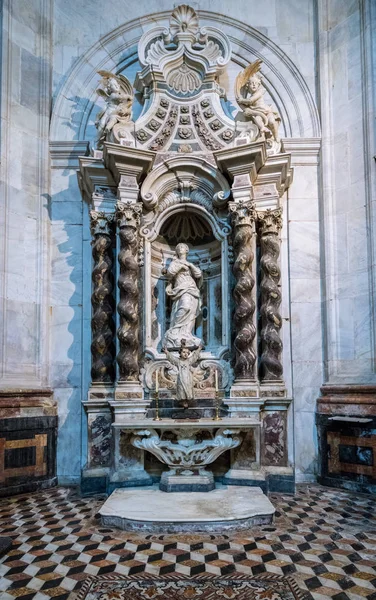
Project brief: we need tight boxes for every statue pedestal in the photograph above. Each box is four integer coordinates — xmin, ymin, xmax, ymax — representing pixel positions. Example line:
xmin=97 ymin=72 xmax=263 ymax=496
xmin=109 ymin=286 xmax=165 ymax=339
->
xmin=99 ymin=485 xmax=275 ymax=532
xmin=160 ymin=469 xmax=214 ymax=492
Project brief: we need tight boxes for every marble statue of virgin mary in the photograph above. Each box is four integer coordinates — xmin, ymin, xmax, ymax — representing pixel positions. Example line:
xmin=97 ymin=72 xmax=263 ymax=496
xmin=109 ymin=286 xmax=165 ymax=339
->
xmin=162 ymin=243 xmax=203 ymax=349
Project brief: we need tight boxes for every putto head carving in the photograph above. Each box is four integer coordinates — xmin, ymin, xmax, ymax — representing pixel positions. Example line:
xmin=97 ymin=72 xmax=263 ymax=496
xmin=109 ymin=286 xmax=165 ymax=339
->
xmin=136 ymin=4 xmax=231 ymax=97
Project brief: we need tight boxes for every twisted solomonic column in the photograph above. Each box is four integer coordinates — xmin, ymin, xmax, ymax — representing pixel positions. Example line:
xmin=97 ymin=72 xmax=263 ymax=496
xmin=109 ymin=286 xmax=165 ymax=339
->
xmin=116 ymin=201 xmax=142 ymax=382
xmin=90 ymin=211 xmax=116 ymax=383
xmin=229 ymin=201 xmax=257 ymax=380
xmin=258 ymin=208 xmax=283 ymax=381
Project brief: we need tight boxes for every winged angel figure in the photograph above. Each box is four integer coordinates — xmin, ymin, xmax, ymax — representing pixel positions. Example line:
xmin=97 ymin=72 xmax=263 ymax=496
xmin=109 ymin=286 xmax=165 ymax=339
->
xmin=235 ymin=59 xmax=280 ymax=143
xmin=95 ymin=70 xmax=133 ymax=149
xmin=162 ymin=341 xmax=204 ymax=408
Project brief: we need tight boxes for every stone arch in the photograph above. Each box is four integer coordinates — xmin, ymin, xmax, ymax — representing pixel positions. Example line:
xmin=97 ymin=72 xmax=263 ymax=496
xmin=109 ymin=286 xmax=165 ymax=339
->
xmin=50 ymin=9 xmax=320 ymax=143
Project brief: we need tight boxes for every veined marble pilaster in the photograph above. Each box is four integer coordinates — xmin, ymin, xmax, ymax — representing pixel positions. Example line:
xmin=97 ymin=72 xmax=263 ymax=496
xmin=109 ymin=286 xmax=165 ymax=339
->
xmin=229 ymin=201 xmax=257 ymax=380
xmin=115 ymin=202 xmax=142 ymax=383
xmin=258 ymin=209 xmax=283 ymax=381
xmin=90 ymin=211 xmax=116 ymax=383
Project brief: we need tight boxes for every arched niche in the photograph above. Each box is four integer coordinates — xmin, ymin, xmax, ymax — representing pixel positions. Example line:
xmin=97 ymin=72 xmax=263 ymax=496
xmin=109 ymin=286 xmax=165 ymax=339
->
xmin=50 ymin=10 xmax=320 ymax=145
xmin=142 ymin=202 xmax=231 ymax=361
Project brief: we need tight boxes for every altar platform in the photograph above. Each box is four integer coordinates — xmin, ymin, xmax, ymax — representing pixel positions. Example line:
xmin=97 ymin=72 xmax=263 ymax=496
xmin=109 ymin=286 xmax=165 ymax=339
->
xmin=99 ymin=485 xmax=275 ymax=532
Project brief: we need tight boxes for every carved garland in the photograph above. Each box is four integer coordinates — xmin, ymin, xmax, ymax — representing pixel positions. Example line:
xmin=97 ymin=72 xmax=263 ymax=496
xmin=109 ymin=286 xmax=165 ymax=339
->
xmin=116 ymin=201 xmax=143 ymax=382
xmin=229 ymin=201 xmax=257 ymax=380
xmin=90 ymin=212 xmax=116 ymax=383
xmin=258 ymin=209 xmax=283 ymax=381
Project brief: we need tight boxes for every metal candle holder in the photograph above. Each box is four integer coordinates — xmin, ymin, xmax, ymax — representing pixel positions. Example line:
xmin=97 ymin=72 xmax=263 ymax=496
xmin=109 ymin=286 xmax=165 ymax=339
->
xmin=154 ymin=389 xmax=161 ymax=421
xmin=213 ymin=390 xmax=222 ymax=421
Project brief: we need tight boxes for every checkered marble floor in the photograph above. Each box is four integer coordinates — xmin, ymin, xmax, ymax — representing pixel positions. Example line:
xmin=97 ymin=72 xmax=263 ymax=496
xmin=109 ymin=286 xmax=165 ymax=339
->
xmin=0 ymin=484 xmax=375 ymax=600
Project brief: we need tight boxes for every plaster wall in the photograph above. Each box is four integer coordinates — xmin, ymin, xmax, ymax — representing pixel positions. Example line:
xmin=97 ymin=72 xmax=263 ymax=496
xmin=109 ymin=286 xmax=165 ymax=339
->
xmin=1 ymin=0 xmax=375 ymax=486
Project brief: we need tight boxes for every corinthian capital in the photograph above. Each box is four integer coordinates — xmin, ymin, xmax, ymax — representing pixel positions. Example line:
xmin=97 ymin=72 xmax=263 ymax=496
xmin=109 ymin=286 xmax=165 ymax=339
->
xmin=258 ymin=208 xmax=283 ymax=235
xmin=90 ymin=211 xmax=114 ymax=236
xmin=115 ymin=201 xmax=142 ymax=228
xmin=229 ymin=200 xmax=257 ymax=228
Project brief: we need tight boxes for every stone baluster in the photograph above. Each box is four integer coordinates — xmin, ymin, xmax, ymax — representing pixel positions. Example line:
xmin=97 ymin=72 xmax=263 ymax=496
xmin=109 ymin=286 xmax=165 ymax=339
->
xmin=90 ymin=211 xmax=116 ymax=383
xmin=258 ymin=208 xmax=283 ymax=381
xmin=229 ymin=201 xmax=257 ymax=379
xmin=115 ymin=201 xmax=142 ymax=382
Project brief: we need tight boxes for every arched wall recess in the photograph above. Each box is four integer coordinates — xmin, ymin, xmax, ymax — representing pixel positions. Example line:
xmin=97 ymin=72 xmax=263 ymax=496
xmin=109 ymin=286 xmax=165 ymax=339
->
xmin=50 ymin=10 xmax=320 ymax=143
xmin=72 ymin=3 xmax=319 ymax=499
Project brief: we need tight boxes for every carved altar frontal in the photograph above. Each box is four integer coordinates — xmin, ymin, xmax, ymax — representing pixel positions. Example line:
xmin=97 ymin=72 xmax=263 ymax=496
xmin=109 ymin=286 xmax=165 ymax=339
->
xmin=78 ymin=5 xmax=294 ymax=507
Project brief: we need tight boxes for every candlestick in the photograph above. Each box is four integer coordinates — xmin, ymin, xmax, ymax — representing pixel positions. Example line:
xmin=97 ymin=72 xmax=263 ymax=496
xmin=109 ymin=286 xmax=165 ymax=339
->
xmin=154 ymin=388 xmax=161 ymax=421
xmin=213 ymin=389 xmax=222 ymax=421
xmin=153 ymin=369 xmax=161 ymax=421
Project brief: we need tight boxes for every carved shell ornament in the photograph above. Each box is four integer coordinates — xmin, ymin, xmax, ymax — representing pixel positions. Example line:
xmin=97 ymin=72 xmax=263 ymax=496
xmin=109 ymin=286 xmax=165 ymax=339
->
xmin=167 ymin=63 xmax=201 ymax=95
xmin=169 ymin=4 xmax=199 ymax=37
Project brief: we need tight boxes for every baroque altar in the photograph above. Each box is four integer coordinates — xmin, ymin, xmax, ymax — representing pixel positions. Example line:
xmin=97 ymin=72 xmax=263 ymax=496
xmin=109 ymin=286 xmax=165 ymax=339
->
xmin=78 ymin=5 xmax=294 ymax=517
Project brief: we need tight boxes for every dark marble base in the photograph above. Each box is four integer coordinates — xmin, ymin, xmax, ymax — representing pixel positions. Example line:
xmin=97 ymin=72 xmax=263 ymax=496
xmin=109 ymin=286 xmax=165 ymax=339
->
xmin=318 ymin=475 xmax=376 ymax=495
xmin=160 ymin=470 xmax=215 ymax=492
xmin=0 ymin=476 xmax=57 ymax=498
xmin=0 ymin=537 xmax=12 ymax=558
xmin=81 ymin=475 xmax=108 ymax=496
xmin=316 ymin=387 xmax=376 ymax=494
xmin=222 ymin=477 xmax=267 ymax=493
xmin=160 ymin=480 xmax=215 ymax=492
xmin=107 ymin=476 xmax=154 ymax=494
xmin=101 ymin=513 xmax=274 ymax=532
xmin=222 ymin=474 xmax=295 ymax=494
xmin=0 ymin=409 xmax=57 ymax=497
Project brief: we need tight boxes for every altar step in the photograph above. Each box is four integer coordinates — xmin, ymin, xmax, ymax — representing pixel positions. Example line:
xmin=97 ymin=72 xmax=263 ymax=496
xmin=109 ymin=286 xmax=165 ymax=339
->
xmin=99 ymin=485 xmax=275 ymax=532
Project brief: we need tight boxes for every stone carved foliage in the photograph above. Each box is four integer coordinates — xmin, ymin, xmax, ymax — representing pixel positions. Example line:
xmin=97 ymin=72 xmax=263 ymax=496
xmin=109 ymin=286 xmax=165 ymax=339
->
xmin=90 ymin=211 xmax=115 ymax=383
xmin=138 ymin=5 xmax=231 ymax=97
xmin=258 ymin=209 xmax=283 ymax=381
xmin=141 ymin=358 xmax=232 ymax=393
xmin=235 ymin=59 xmax=281 ymax=151
xmin=116 ymin=202 xmax=142 ymax=382
xmin=132 ymin=427 xmax=241 ymax=472
xmin=229 ymin=201 xmax=257 ymax=380
xmin=95 ymin=71 xmax=133 ymax=149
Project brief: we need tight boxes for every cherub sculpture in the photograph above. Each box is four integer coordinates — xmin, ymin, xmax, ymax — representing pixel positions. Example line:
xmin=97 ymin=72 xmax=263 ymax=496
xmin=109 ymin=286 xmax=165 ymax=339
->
xmin=95 ymin=70 xmax=133 ymax=148
xmin=162 ymin=340 xmax=203 ymax=408
xmin=235 ymin=59 xmax=281 ymax=143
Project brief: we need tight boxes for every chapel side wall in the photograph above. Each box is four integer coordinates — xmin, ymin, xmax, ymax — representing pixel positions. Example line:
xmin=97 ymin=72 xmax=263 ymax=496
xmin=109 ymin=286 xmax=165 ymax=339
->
xmin=318 ymin=0 xmax=376 ymax=385
xmin=284 ymin=144 xmax=323 ymax=483
xmin=0 ymin=1 xmax=60 ymax=495
xmin=49 ymin=164 xmax=89 ymax=485
xmin=0 ymin=0 xmax=52 ymax=388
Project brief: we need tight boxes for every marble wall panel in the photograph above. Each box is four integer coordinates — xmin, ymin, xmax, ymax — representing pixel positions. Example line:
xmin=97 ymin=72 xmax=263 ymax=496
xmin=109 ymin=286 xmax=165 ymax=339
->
xmin=55 ymin=387 xmax=82 ymax=485
xmin=88 ymin=413 xmax=112 ymax=469
xmin=294 ymin=410 xmax=318 ymax=482
xmin=318 ymin=0 xmax=376 ymax=385
xmin=261 ymin=412 xmax=287 ymax=467
xmin=0 ymin=0 xmax=51 ymax=389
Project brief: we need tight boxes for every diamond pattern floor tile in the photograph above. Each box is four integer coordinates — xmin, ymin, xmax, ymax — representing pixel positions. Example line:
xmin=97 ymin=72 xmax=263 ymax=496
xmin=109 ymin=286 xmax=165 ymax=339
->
xmin=0 ymin=485 xmax=376 ymax=599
